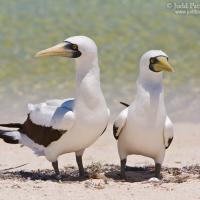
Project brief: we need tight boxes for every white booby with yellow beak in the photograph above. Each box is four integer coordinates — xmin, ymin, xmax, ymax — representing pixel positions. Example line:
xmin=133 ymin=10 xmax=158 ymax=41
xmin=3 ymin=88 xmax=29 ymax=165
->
xmin=113 ymin=50 xmax=174 ymax=180
xmin=0 ymin=36 xmax=109 ymax=178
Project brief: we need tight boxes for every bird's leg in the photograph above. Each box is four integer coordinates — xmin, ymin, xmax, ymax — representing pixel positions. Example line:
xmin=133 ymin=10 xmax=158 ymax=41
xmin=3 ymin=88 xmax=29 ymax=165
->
xmin=120 ymin=158 xmax=127 ymax=180
xmin=155 ymin=163 xmax=161 ymax=179
xmin=75 ymin=150 xmax=85 ymax=177
xmin=52 ymin=160 xmax=61 ymax=180
xmin=76 ymin=155 xmax=85 ymax=177
xmin=52 ymin=160 xmax=60 ymax=174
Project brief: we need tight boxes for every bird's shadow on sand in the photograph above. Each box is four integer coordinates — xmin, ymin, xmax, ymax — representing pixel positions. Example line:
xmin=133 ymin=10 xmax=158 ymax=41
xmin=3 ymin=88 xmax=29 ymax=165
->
xmin=0 ymin=163 xmax=199 ymax=183
xmin=105 ymin=165 xmax=155 ymax=182
xmin=105 ymin=164 xmax=200 ymax=183
xmin=0 ymin=166 xmax=87 ymax=182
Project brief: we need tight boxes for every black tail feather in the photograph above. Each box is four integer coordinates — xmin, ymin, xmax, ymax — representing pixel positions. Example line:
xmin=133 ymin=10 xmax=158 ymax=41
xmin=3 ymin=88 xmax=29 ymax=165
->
xmin=120 ymin=102 xmax=129 ymax=107
xmin=0 ymin=130 xmax=19 ymax=144
xmin=0 ymin=123 xmax=22 ymax=129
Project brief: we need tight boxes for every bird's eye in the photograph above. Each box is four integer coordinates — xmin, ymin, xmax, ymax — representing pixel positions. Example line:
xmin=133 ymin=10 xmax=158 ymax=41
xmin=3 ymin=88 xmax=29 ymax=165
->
xmin=150 ymin=57 xmax=157 ymax=64
xmin=72 ymin=44 xmax=78 ymax=50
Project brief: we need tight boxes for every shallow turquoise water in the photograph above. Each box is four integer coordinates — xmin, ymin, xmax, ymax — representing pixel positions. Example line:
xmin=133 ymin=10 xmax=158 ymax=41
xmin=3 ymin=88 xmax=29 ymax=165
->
xmin=0 ymin=0 xmax=199 ymax=122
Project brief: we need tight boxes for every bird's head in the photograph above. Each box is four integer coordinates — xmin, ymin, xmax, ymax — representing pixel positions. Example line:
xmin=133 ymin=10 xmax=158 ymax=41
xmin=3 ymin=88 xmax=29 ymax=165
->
xmin=138 ymin=50 xmax=174 ymax=84
xmin=35 ymin=36 xmax=97 ymax=59
xmin=140 ymin=50 xmax=174 ymax=74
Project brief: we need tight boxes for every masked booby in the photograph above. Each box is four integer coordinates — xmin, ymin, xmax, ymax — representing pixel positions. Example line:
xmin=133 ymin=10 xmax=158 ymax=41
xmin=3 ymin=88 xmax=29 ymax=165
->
xmin=0 ymin=36 xmax=110 ymax=179
xmin=113 ymin=50 xmax=174 ymax=180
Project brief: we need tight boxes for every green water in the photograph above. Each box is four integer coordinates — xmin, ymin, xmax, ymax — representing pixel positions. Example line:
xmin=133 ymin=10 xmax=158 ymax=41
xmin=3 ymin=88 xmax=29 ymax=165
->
xmin=0 ymin=0 xmax=199 ymax=121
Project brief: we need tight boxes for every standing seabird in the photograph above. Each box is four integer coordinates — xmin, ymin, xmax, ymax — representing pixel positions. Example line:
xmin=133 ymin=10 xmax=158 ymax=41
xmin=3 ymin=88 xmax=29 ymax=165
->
xmin=0 ymin=36 xmax=110 ymax=178
xmin=113 ymin=50 xmax=174 ymax=180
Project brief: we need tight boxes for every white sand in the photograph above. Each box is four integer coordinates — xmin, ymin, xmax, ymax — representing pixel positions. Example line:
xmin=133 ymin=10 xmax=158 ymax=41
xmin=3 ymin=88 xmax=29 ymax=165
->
xmin=0 ymin=123 xmax=200 ymax=200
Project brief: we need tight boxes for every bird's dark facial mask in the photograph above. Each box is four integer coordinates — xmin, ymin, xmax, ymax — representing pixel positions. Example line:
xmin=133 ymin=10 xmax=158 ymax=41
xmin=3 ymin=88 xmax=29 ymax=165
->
xmin=35 ymin=41 xmax=82 ymax=58
xmin=149 ymin=56 xmax=174 ymax=73
xmin=64 ymin=41 xmax=82 ymax=58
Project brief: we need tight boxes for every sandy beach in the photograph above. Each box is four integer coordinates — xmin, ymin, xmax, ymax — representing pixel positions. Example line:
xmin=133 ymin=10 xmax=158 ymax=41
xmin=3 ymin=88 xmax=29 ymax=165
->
xmin=0 ymin=122 xmax=199 ymax=200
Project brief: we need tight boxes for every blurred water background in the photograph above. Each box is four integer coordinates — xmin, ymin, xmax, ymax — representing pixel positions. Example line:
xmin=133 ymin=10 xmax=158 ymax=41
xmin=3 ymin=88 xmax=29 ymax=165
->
xmin=0 ymin=0 xmax=199 ymax=122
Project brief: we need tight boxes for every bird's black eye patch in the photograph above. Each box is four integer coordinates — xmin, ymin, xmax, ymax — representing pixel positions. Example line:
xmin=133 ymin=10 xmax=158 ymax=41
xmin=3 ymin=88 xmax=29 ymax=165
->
xmin=149 ymin=57 xmax=160 ymax=72
xmin=150 ymin=57 xmax=158 ymax=64
xmin=64 ymin=41 xmax=79 ymax=51
xmin=64 ymin=41 xmax=72 ymax=49
xmin=64 ymin=41 xmax=81 ymax=58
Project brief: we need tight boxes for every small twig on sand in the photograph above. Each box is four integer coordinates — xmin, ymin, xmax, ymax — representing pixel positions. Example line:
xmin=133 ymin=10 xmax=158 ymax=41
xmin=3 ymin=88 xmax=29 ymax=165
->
xmin=0 ymin=163 xmax=29 ymax=172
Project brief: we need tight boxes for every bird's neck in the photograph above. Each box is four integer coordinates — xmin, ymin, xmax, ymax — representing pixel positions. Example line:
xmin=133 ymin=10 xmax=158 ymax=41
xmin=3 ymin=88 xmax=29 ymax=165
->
xmin=136 ymin=73 xmax=164 ymax=103
xmin=74 ymin=55 xmax=105 ymax=109
xmin=75 ymin=55 xmax=100 ymax=86
xmin=134 ymin=74 xmax=166 ymax=120
xmin=137 ymin=70 xmax=164 ymax=91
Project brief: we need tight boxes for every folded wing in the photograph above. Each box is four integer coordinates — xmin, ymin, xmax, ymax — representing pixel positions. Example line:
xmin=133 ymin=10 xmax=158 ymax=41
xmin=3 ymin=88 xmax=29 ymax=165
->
xmin=28 ymin=98 xmax=75 ymax=131
xmin=113 ymin=108 xmax=128 ymax=140
xmin=163 ymin=116 xmax=174 ymax=149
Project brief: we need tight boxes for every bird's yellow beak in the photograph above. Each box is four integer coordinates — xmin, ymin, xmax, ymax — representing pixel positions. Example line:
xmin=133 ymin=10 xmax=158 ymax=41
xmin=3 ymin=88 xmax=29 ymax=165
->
xmin=35 ymin=42 xmax=74 ymax=58
xmin=154 ymin=57 xmax=175 ymax=72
